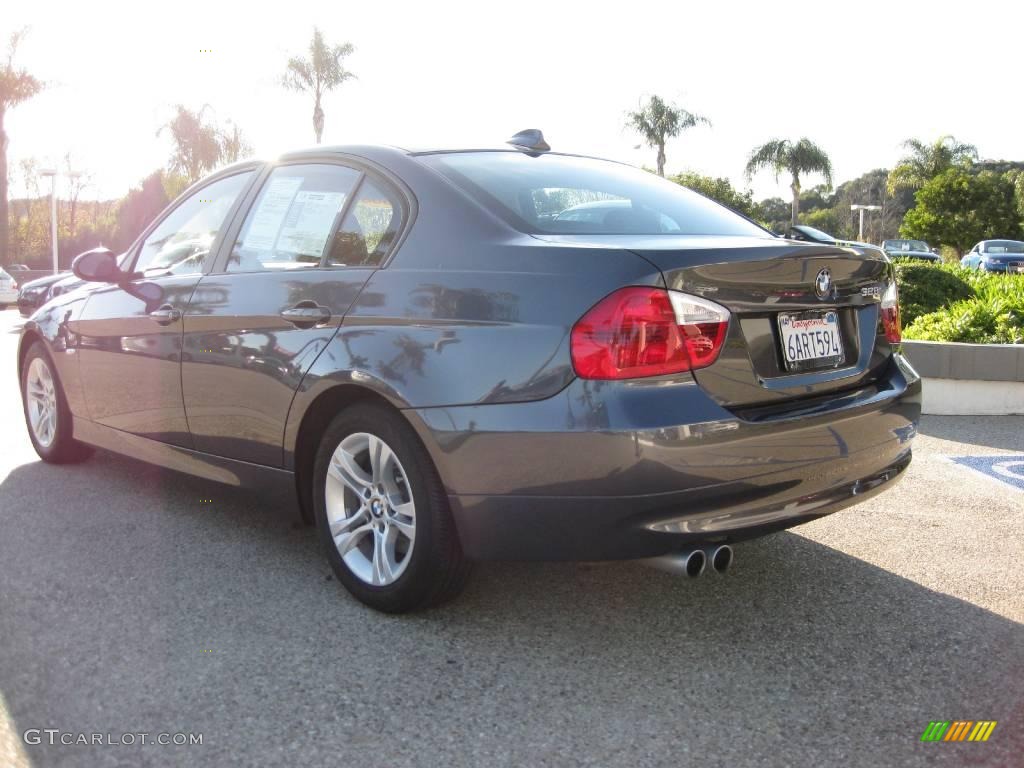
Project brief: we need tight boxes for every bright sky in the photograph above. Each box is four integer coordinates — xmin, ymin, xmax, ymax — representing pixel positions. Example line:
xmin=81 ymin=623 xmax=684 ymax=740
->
xmin=4 ymin=0 xmax=1022 ymax=202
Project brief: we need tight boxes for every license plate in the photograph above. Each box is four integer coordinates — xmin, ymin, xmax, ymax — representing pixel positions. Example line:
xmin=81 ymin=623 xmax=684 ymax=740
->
xmin=778 ymin=311 xmax=844 ymax=371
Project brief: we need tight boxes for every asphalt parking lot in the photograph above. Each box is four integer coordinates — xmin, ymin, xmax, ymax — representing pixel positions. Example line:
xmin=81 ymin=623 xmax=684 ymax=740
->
xmin=0 ymin=306 xmax=1021 ymax=768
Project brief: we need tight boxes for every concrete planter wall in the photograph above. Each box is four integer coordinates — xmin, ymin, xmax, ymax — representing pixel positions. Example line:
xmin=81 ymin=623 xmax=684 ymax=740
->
xmin=901 ymin=340 xmax=1024 ymax=415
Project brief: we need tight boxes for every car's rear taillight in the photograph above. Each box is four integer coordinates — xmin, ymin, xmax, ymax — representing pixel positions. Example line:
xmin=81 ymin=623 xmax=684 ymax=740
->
xmin=880 ymin=280 xmax=901 ymax=343
xmin=570 ymin=287 xmax=730 ymax=380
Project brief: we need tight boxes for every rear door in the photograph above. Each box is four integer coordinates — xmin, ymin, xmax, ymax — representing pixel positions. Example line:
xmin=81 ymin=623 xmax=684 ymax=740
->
xmin=181 ymin=159 xmax=408 ymax=466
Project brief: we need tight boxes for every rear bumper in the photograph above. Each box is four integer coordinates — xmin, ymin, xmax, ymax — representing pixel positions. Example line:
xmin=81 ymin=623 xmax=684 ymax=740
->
xmin=407 ymin=353 xmax=921 ymax=561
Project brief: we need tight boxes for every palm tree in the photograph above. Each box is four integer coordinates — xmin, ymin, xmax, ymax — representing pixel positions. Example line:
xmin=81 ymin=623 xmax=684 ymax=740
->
xmin=745 ymin=138 xmax=833 ymax=225
xmin=886 ymin=135 xmax=978 ymax=194
xmin=626 ymin=95 xmax=709 ymax=177
xmin=283 ymin=28 xmax=356 ymax=144
xmin=0 ymin=29 xmax=43 ymax=263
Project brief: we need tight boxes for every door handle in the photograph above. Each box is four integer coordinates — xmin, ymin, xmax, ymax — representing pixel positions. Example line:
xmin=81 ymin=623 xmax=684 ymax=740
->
xmin=149 ymin=305 xmax=182 ymax=325
xmin=280 ymin=303 xmax=332 ymax=328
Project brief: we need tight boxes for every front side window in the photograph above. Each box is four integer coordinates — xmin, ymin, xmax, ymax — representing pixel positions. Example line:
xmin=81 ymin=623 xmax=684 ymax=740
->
xmin=135 ymin=172 xmax=253 ymax=275
xmin=227 ymin=164 xmax=361 ymax=272
xmin=419 ymin=151 xmax=767 ymax=237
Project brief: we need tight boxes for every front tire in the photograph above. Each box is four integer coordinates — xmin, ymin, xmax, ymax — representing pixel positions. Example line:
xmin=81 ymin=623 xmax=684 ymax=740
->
xmin=313 ymin=404 xmax=470 ymax=613
xmin=21 ymin=342 xmax=93 ymax=464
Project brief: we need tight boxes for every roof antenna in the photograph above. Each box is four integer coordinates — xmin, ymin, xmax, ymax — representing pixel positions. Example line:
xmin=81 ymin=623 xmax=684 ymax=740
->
xmin=506 ymin=129 xmax=550 ymax=153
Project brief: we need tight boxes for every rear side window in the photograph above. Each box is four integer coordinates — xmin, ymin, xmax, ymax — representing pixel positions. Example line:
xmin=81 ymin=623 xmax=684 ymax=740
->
xmin=325 ymin=178 xmax=403 ymax=267
xmin=226 ymin=164 xmax=361 ymax=272
xmin=420 ymin=151 xmax=767 ymax=237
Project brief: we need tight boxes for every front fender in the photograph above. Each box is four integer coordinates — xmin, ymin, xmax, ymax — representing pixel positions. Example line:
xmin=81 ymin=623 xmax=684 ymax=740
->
xmin=17 ymin=290 xmax=92 ymax=418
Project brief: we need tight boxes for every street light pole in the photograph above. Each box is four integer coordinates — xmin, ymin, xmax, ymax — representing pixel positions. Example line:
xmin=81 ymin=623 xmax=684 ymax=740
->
xmin=850 ymin=204 xmax=882 ymax=241
xmin=39 ymin=168 xmax=58 ymax=274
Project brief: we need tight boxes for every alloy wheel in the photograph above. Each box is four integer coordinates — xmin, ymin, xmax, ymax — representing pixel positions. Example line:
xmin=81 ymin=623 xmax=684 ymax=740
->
xmin=26 ymin=357 xmax=58 ymax=448
xmin=324 ymin=432 xmax=416 ymax=586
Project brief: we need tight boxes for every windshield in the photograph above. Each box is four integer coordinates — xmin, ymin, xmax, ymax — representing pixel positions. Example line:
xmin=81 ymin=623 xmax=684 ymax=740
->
xmin=794 ymin=225 xmax=835 ymax=242
xmin=419 ymin=151 xmax=768 ymax=237
xmin=983 ymin=240 xmax=1024 ymax=254
xmin=884 ymin=240 xmax=930 ymax=252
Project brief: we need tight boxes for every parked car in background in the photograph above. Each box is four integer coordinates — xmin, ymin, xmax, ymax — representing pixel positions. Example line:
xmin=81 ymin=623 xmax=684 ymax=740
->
xmin=0 ymin=268 xmax=19 ymax=308
xmin=17 ymin=272 xmax=72 ymax=317
xmin=784 ymin=225 xmax=887 ymax=258
xmin=882 ymin=239 xmax=940 ymax=263
xmin=19 ymin=135 xmax=920 ymax=612
xmin=7 ymin=264 xmax=32 ymax=272
xmin=960 ymin=240 xmax=1024 ymax=272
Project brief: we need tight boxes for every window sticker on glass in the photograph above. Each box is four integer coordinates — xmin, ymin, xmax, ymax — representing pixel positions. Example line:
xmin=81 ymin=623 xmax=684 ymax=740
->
xmin=244 ymin=176 xmax=304 ymax=251
xmin=276 ymin=190 xmax=347 ymax=256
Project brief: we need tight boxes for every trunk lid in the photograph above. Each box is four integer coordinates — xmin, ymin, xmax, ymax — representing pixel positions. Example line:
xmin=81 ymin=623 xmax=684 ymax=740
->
xmin=538 ymin=234 xmax=895 ymax=409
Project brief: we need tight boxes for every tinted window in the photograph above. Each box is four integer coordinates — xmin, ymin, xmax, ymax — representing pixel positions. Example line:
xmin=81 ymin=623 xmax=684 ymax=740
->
xmin=983 ymin=241 xmax=1024 ymax=254
xmin=227 ymin=164 xmax=361 ymax=272
xmin=420 ymin=151 xmax=766 ymax=237
xmin=325 ymin=178 xmax=403 ymax=267
xmin=135 ymin=171 xmax=253 ymax=275
xmin=793 ymin=225 xmax=834 ymax=242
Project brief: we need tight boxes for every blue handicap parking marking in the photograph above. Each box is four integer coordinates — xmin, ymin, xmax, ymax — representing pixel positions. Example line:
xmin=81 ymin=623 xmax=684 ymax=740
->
xmin=950 ymin=455 xmax=1024 ymax=493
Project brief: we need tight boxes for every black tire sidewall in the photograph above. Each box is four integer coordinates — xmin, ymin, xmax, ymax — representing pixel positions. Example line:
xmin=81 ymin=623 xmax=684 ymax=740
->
xmin=312 ymin=405 xmax=452 ymax=612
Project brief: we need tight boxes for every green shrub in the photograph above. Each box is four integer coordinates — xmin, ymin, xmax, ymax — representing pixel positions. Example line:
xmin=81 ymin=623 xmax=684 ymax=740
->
xmin=903 ymin=296 xmax=1024 ymax=344
xmin=892 ymin=259 xmax=974 ymax=326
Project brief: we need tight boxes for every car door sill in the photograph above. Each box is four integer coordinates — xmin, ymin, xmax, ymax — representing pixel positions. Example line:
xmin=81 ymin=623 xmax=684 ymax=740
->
xmin=73 ymin=418 xmax=295 ymax=492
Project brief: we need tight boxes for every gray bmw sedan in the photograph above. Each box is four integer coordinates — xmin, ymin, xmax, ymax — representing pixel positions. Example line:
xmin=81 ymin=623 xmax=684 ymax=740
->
xmin=18 ymin=131 xmax=920 ymax=612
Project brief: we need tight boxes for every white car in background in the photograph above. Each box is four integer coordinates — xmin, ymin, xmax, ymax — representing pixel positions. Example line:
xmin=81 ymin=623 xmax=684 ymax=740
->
xmin=0 ymin=268 xmax=20 ymax=308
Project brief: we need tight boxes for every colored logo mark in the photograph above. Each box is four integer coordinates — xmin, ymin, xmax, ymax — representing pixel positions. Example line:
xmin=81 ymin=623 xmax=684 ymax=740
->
xmin=949 ymin=455 xmax=1024 ymax=492
xmin=920 ymin=721 xmax=997 ymax=742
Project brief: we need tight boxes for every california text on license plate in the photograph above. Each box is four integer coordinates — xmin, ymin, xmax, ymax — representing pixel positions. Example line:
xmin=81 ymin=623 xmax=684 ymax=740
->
xmin=778 ymin=311 xmax=844 ymax=370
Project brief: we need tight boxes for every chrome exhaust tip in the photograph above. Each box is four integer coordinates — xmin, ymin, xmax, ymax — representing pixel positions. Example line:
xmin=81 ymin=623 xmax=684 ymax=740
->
xmin=708 ymin=544 xmax=733 ymax=574
xmin=644 ymin=549 xmax=706 ymax=578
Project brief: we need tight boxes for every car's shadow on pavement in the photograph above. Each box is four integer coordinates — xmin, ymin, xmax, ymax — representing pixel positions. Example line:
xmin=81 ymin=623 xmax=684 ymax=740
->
xmin=1 ymin=450 xmax=1021 ymax=768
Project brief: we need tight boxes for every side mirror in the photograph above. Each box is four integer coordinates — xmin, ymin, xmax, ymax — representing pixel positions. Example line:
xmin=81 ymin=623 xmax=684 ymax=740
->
xmin=72 ymin=248 xmax=122 ymax=283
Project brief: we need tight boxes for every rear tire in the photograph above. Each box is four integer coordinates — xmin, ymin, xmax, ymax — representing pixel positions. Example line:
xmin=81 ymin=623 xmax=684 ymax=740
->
xmin=312 ymin=404 xmax=470 ymax=613
xmin=21 ymin=342 xmax=94 ymax=464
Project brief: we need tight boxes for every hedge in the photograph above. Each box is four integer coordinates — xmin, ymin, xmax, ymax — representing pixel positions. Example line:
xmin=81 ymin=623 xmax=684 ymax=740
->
xmin=891 ymin=258 xmax=1024 ymax=344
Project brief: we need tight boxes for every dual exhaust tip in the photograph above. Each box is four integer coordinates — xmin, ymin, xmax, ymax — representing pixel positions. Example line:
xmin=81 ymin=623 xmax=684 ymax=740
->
xmin=646 ymin=544 xmax=733 ymax=578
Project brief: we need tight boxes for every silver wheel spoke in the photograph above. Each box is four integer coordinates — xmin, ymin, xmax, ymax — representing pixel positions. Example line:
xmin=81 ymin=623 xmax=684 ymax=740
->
xmin=371 ymin=527 xmax=396 ymax=585
xmin=330 ymin=450 xmax=373 ymax=494
xmin=390 ymin=517 xmax=415 ymax=540
xmin=390 ymin=500 xmax=414 ymax=519
xmin=329 ymin=508 xmax=368 ymax=537
xmin=334 ymin=520 xmax=374 ymax=557
xmin=368 ymin=435 xmax=395 ymax=485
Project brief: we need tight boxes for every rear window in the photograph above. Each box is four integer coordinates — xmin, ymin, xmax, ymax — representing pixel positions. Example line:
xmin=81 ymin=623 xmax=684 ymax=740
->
xmin=984 ymin=241 xmax=1024 ymax=254
xmin=419 ymin=151 xmax=767 ymax=237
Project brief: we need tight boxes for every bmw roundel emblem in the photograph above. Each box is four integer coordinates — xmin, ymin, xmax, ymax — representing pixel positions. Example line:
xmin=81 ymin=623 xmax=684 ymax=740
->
xmin=814 ymin=268 xmax=832 ymax=300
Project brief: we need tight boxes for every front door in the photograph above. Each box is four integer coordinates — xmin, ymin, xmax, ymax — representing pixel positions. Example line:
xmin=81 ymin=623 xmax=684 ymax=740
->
xmin=182 ymin=161 xmax=407 ymax=466
xmin=74 ymin=170 xmax=256 ymax=446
